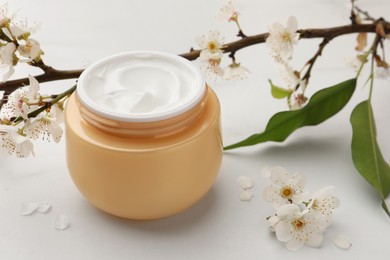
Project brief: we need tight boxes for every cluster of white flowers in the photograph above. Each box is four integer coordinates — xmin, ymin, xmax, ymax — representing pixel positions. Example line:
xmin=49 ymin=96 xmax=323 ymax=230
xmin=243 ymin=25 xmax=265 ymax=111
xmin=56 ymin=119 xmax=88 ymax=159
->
xmin=196 ymin=1 xmax=250 ymax=81
xmin=196 ymin=30 xmax=250 ymax=81
xmin=216 ymin=0 xmax=239 ymax=23
xmin=266 ymin=16 xmax=308 ymax=110
xmin=263 ymin=166 xmax=339 ymax=251
xmin=266 ymin=16 xmax=299 ymax=64
xmin=0 ymin=3 xmax=42 ymax=82
xmin=0 ymin=75 xmax=64 ymax=158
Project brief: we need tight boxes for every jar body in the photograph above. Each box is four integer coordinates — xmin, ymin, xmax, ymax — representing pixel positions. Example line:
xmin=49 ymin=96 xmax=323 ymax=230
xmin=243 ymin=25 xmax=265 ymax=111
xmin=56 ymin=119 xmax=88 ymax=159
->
xmin=65 ymin=86 xmax=222 ymax=219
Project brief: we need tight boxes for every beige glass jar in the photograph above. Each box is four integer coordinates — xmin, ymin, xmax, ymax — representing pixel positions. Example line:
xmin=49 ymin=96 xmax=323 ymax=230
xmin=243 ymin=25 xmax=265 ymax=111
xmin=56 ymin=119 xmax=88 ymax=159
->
xmin=65 ymin=51 xmax=222 ymax=220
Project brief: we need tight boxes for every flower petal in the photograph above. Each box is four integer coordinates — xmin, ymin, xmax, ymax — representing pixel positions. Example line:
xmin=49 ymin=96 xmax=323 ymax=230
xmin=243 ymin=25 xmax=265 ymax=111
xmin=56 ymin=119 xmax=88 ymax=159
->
xmin=195 ymin=35 xmax=206 ymax=49
xmin=239 ymin=189 xmax=254 ymax=201
xmin=291 ymin=192 xmax=307 ymax=205
xmin=333 ymin=234 xmax=352 ymax=250
xmin=208 ymin=30 xmax=220 ymax=41
xmin=236 ymin=176 xmax=254 ymax=189
xmin=269 ymin=166 xmax=288 ymax=186
xmin=305 ymin=232 xmax=323 ymax=248
xmin=28 ymin=75 xmax=40 ymax=93
xmin=263 ymin=185 xmax=279 ymax=202
xmin=20 ymin=202 xmax=38 ymax=216
xmin=285 ymin=235 xmax=305 ymax=251
xmin=276 ymin=203 xmax=300 ymax=219
xmin=0 ymin=64 xmax=14 ymax=82
xmin=268 ymin=215 xmax=280 ymax=228
xmin=37 ymin=203 xmax=51 ymax=213
xmin=55 ymin=214 xmax=70 ymax=230
xmin=290 ymin=171 xmax=305 ymax=190
xmin=274 ymin=220 xmax=292 ymax=242
xmin=286 ymin=16 xmax=298 ymax=33
xmin=49 ymin=122 xmax=63 ymax=143
xmin=260 ymin=166 xmax=272 ymax=178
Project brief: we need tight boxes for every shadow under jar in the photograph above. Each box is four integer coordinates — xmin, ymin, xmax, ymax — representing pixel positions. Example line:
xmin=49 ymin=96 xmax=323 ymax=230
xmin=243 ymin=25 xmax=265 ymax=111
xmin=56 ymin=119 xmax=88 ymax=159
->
xmin=65 ymin=51 xmax=223 ymax=220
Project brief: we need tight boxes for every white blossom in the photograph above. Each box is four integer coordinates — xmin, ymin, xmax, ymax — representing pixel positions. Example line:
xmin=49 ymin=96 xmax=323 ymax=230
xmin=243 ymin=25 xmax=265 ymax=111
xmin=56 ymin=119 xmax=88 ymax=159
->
xmin=1 ymin=75 xmax=41 ymax=120
xmin=266 ymin=16 xmax=299 ymax=62
xmin=17 ymin=38 xmax=42 ymax=61
xmin=196 ymin=30 xmax=225 ymax=78
xmin=0 ymin=2 xmax=12 ymax=27
xmin=263 ymin=166 xmax=340 ymax=251
xmin=24 ymin=104 xmax=64 ymax=143
xmin=196 ymin=30 xmax=224 ymax=60
xmin=269 ymin=203 xmax=327 ymax=251
xmin=279 ymin=63 xmax=301 ymax=90
xmin=290 ymin=93 xmax=308 ymax=110
xmin=0 ymin=42 xmax=16 ymax=81
xmin=216 ymin=0 xmax=239 ymax=22
xmin=263 ymin=166 xmax=306 ymax=208
xmin=0 ymin=88 xmax=30 ymax=120
xmin=205 ymin=57 xmax=225 ymax=78
xmin=0 ymin=124 xmax=34 ymax=158
xmin=274 ymin=63 xmax=308 ymax=110
xmin=9 ymin=18 xmax=40 ymax=39
xmin=224 ymin=62 xmax=250 ymax=80
xmin=307 ymin=186 xmax=340 ymax=226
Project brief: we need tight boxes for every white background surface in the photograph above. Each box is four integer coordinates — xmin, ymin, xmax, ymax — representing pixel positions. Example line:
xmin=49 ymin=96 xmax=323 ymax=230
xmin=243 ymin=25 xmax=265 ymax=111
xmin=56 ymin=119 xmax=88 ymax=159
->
xmin=1 ymin=0 xmax=390 ymax=259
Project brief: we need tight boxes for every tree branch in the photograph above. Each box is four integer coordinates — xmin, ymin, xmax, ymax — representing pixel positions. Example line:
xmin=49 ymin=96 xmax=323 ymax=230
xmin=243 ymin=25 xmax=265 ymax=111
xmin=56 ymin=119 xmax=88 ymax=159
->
xmin=1 ymin=21 xmax=389 ymax=95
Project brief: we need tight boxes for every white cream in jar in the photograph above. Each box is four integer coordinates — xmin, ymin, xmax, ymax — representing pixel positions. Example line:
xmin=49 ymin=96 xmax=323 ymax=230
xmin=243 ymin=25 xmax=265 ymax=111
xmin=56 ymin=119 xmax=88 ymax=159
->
xmin=77 ymin=51 xmax=206 ymax=122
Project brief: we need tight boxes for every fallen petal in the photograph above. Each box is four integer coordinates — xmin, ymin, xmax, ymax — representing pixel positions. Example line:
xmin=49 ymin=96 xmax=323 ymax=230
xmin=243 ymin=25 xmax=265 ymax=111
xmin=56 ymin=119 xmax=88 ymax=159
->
xmin=239 ymin=189 xmax=254 ymax=201
xmin=37 ymin=203 xmax=51 ymax=213
xmin=333 ymin=234 xmax=352 ymax=250
xmin=55 ymin=214 xmax=70 ymax=230
xmin=236 ymin=176 xmax=254 ymax=189
xmin=260 ymin=166 xmax=272 ymax=178
xmin=20 ymin=202 xmax=38 ymax=216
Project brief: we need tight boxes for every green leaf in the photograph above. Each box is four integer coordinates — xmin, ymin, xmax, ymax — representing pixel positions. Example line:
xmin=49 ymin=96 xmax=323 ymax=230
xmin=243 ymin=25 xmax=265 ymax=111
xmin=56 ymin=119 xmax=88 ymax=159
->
xmin=350 ymin=100 xmax=390 ymax=217
xmin=269 ymin=80 xmax=292 ymax=99
xmin=224 ymin=78 xmax=356 ymax=150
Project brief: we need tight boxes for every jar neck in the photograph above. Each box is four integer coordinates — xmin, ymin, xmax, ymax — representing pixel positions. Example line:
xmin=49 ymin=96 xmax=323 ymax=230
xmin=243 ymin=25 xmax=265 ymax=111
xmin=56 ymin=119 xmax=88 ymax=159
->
xmin=76 ymin=86 xmax=210 ymax=137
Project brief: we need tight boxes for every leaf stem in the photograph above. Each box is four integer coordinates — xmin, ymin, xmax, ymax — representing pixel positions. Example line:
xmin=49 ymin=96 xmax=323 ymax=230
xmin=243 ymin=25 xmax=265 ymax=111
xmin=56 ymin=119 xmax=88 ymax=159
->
xmin=369 ymin=51 xmax=375 ymax=101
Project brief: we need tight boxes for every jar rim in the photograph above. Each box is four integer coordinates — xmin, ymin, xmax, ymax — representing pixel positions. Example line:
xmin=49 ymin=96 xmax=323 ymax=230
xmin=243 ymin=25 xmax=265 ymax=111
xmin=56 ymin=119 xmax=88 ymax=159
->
xmin=76 ymin=51 xmax=206 ymax=123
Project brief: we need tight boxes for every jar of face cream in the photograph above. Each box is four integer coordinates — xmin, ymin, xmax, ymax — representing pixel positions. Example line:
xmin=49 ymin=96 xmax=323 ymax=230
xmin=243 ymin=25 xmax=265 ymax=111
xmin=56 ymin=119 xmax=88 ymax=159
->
xmin=65 ymin=51 xmax=222 ymax=220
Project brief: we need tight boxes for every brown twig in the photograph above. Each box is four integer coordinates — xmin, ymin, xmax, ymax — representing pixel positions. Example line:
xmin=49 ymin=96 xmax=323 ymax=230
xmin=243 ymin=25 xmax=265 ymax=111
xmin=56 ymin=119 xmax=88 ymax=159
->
xmin=354 ymin=5 xmax=376 ymax=22
xmin=1 ymin=69 xmax=83 ymax=95
xmin=1 ymin=21 xmax=390 ymax=96
xmin=299 ymin=38 xmax=331 ymax=90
